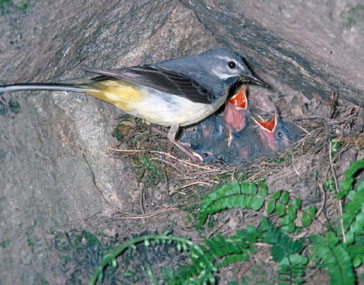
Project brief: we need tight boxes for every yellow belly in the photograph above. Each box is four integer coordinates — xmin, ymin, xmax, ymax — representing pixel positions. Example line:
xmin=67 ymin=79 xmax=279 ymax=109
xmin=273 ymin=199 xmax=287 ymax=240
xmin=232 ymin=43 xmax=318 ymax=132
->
xmin=84 ymin=79 xmax=225 ymax=127
xmin=84 ymin=80 xmax=142 ymax=113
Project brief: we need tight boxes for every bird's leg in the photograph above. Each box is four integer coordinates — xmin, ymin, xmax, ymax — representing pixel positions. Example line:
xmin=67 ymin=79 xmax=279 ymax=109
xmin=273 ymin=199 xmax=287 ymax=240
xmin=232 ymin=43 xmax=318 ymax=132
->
xmin=168 ymin=124 xmax=202 ymax=161
xmin=150 ymin=125 xmax=167 ymax=136
xmin=151 ymin=126 xmax=191 ymax=147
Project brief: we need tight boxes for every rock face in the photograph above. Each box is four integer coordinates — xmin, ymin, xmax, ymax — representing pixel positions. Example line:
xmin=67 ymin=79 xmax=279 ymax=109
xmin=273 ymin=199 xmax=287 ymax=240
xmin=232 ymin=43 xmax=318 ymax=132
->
xmin=0 ymin=0 xmax=363 ymax=283
xmin=180 ymin=0 xmax=364 ymax=105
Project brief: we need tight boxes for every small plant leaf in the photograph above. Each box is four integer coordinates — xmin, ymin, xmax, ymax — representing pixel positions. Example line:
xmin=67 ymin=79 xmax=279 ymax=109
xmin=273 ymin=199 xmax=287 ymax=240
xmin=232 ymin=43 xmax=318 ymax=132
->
xmin=291 ymin=198 xmax=302 ymax=209
xmin=306 ymin=206 xmax=316 ymax=219
xmin=302 ymin=213 xmax=312 ymax=227
xmin=281 ymin=215 xmax=292 ymax=226
xmin=288 ymin=205 xmax=297 ymax=220
xmin=267 ymin=200 xmax=276 ymax=214
xmin=272 ymin=190 xmax=282 ymax=200
xmin=251 ymin=197 xmax=265 ymax=210
xmin=280 ymin=190 xmax=290 ymax=204
xmin=281 ymin=223 xmax=296 ymax=233
xmin=338 ymin=177 xmax=354 ymax=199
xmin=353 ymin=255 xmax=362 ymax=268
xmin=258 ymin=183 xmax=268 ymax=197
xmin=276 ymin=202 xmax=286 ymax=217
xmin=343 ymin=158 xmax=364 ymax=179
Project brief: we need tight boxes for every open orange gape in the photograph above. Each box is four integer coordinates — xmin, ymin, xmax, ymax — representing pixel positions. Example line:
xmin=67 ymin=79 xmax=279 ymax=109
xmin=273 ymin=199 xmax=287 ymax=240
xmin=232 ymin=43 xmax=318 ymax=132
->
xmin=182 ymin=85 xmax=300 ymax=165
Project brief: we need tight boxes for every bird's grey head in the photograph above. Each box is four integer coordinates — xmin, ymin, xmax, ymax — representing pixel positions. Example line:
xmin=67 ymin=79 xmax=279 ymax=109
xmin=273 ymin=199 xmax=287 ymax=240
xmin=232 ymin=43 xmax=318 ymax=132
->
xmin=198 ymin=48 xmax=268 ymax=87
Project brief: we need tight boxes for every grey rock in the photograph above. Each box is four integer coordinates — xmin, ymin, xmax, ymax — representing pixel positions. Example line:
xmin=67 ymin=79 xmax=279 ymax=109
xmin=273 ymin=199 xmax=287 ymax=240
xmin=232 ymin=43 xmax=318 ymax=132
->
xmin=0 ymin=0 xmax=363 ymax=283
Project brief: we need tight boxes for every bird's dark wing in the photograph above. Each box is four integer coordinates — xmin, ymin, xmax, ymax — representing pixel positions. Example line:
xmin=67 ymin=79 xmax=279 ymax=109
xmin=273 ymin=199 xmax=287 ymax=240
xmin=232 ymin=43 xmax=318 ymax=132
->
xmin=85 ymin=66 xmax=217 ymax=104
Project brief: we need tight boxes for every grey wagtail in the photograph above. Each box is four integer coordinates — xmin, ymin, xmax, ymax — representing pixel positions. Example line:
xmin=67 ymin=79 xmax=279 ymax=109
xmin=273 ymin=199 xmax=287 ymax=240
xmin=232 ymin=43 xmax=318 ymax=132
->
xmin=0 ymin=48 xmax=268 ymax=160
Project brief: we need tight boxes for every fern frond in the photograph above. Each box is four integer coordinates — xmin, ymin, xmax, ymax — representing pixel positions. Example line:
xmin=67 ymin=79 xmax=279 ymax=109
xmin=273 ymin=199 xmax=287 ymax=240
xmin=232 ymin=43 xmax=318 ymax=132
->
xmin=89 ymin=232 xmax=214 ymax=285
xmin=338 ymin=158 xmax=364 ymax=199
xmin=260 ymin=217 xmax=304 ymax=262
xmin=343 ymin=158 xmax=364 ymax=180
xmin=172 ymin=227 xmax=260 ymax=284
xmin=170 ymin=242 xmax=218 ymax=285
xmin=206 ymin=232 xmax=255 ymax=267
xmin=310 ymin=232 xmax=355 ymax=285
xmin=342 ymin=180 xmax=364 ymax=241
xmin=198 ymin=182 xmax=266 ymax=225
xmin=277 ymin=254 xmax=308 ymax=284
xmin=346 ymin=235 xmax=364 ymax=267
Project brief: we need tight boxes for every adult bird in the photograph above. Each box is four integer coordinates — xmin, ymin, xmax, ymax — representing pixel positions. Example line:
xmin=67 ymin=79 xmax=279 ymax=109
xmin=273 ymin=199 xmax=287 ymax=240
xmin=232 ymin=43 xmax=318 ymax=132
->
xmin=0 ymin=48 xmax=268 ymax=160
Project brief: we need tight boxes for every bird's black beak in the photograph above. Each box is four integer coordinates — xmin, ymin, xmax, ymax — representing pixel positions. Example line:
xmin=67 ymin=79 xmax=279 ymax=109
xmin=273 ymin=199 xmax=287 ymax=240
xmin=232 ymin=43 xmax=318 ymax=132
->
xmin=242 ymin=74 xmax=270 ymax=88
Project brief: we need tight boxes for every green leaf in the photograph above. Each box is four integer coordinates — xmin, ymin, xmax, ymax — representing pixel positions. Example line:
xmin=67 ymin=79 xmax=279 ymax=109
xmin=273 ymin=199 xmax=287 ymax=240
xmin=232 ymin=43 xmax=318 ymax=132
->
xmin=353 ymin=255 xmax=362 ymax=267
xmin=242 ymin=181 xmax=256 ymax=195
xmin=281 ymin=223 xmax=296 ymax=233
xmin=258 ymin=183 xmax=268 ymax=197
xmin=291 ymin=198 xmax=302 ymax=209
xmin=342 ymin=188 xmax=364 ymax=235
xmin=343 ymin=158 xmax=364 ymax=179
xmin=97 ymin=272 xmax=104 ymax=283
xmin=325 ymin=232 xmax=339 ymax=246
xmin=267 ymin=200 xmax=276 ymax=214
xmin=305 ymin=206 xmax=316 ymax=218
xmin=251 ymin=197 xmax=265 ymax=210
xmin=349 ymin=208 xmax=364 ymax=235
xmin=338 ymin=158 xmax=364 ymax=199
xmin=338 ymin=177 xmax=354 ymax=199
xmin=258 ymin=188 xmax=268 ymax=198
xmin=245 ymin=225 xmax=257 ymax=235
xmin=358 ymin=180 xmax=364 ymax=192
xmin=278 ymin=254 xmax=308 ymax=276
xmin=325 ymin=177 xmax=336 ymax=192
xmin=177 ymin=242 xmax=182 ymax=252
xmin=276 ymin=202 xmax=286 ymax=217
xmin=280 ymin=190 xmax=290 ymax=204
xmin=345 ymin=231 xmax=354 ymax=245
xmin=331 ymin=138 xmax=344 ymax=155
xmin=288 ymin=205 xmax=297 ymax=220
xmin=281 ymin=215 xmax=292 ymax=226
xmin=272 ymin=190 xmax=282 ymax=200
xmin=144 ymin=239 xmax=150 ymax=247
xmin=301 ymin=213 xmax=312 ymax=227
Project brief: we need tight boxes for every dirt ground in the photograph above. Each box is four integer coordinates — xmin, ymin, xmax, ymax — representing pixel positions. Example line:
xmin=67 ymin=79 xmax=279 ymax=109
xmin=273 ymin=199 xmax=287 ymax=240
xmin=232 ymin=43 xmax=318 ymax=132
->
xmin=0 ymin=0 xmax=363 ymax=284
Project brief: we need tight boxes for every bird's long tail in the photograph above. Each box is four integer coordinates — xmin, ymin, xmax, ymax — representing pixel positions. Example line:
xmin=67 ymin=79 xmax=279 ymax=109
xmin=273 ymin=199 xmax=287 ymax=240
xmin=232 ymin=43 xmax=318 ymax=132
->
xmin=0 ymin=80 xmax=140 ymax=111
xmin=0 ymin=83 xmax=87 ymax=93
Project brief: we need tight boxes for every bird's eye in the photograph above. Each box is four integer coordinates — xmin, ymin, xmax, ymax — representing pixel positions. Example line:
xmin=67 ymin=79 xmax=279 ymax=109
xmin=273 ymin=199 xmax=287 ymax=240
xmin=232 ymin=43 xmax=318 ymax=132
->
xmin=277 ymin=132 xmax=283 ymax=138
xmin=228 ymin=61 xmax=236 ymax=69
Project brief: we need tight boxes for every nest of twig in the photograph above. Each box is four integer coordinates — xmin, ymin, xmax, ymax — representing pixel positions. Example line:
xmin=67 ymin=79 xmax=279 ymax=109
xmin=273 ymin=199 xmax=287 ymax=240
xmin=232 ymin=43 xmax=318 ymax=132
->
xmin=108 ymin=90 xmax=363 ymax=216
